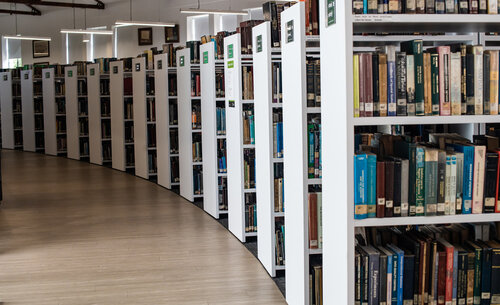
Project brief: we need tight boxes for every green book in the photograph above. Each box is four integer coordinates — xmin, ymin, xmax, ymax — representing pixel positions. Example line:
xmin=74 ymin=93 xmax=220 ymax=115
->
xmin=415 ymin=146 xmax=426 ymax=216
xmin=465 ymin=241 xmax=482 ymax=305
xmin=431 ymin=53 xmax=440 ymax=116
xmin=401 ymin=40 xmax=424 ymax=116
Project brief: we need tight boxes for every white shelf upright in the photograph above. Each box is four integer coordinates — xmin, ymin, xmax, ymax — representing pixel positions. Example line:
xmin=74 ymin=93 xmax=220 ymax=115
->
xmin=0 ymin=70 xmax=15 ymax=149
xmin=42 ymin=67 xmax=58 ymax=156
xmin=65 ymin=66 xmax=80 ymax=160
xmin=224 ymin=33 xmax=256 ymax=242
xmin=87 ymin=63 xmax=103 ymax=164
xmin=177 ymin=48 xmax=203 ymax=202
xmin=33 ymin=71 xmax=45 ymax=153
xmin=21 ymin=70 xmax=35 ymax=152
xmin=155 ymin=53 xmax=173 ymax=188
xmin=253 ymin=21 xmax=284 ymax=277
xmin=201 ymin=41 xmax=227 ymax=218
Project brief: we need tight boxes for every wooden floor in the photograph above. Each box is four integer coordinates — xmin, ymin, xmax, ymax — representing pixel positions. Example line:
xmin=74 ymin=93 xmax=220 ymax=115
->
xmin=0 ymin=150 xmax=286 ymax=305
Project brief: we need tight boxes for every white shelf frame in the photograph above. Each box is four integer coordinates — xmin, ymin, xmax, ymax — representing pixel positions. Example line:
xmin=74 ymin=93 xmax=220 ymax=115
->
xmin=177 ymin=48 xmax=203 ymax=202
xmin=42 ymin=68 xmax=57 ymax=156
xmin=21 ymin=70 xmax=35 ymax=152
xmin=155 ymin=53 xmax=174 ymax=189
xmin=65 ymin=66 xmax=80 ymax=160
xmin=254 ymin=21 xmax=283 ymax=277
xmin=110 ymin=60 xmax=127 ymax=172
xmin=224 ymin=33 xmax=255 ymax=243
xmin=0 ymin=71 xmax=15 ymax=149
xmin=87 ymin=63 xmax=104 ymax=165
xmin=201 ymin=41 xmax=227 ymax=219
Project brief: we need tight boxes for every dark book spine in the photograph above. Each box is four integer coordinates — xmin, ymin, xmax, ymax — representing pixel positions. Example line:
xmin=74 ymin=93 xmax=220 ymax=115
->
xmin=393 ymin=160 xmax=402 ymax=217
xmin=459 ymin=0 xmax=468 ymax=13
xmin=484 ymin=153 xmax=498 ymax=213
xmin=431 ymin=53 xmax=440 ymax=116
xmin=379 ymin=253 xmax=388 ymax=305
xmin=457 ymin=252 xmax=468 ymax=305
xmin=403 ymin=253 xmax=416 ymax=305
xmin=436 ymin=0 xmax=446 ymax=13
xmin=491 ymin=248 xmax=500 ymax=305
xmin=438 ymin=251 xmax=447 ymax=305
xmin=373 ymin=53 xmax=380 ymax=117
xmin=401 ymin=40 xmax=425 ymax=116
xmin=307 ymin=61 xmax=315 ymax=108
xmin=478 ymin=0 xmax=487 ymax=13
xmin=377 ymin=161 xmax=386 ymax=218
xmin=353 ymin=0 xmax=364 ymax=13
xmin=396 ymin=52 xmax=408 ymax=116
xmin=369 ymin=250 xmax=380 ymax=305
xmin=426 ymin=0 xmax=436 ymax=12
xmin=466 ymin=53 xmax=475 ymax=115
xmin=480 ymin=245 xmax=491 ymax=305
xmin=469 ymin=0 xmax=479 ymax=14
xmin=483 ymin=52 xmax=491 ymax=115
xmin=437 ymin=151 xmax=446 ymax=216
xmin=356 ymin=250 xmax=362 ymax=305
xmin=385 ymin=161 xmax=395 ymax=217
xmin=460 ymin=45 xmax=467 ymax=115
xmin=314 ymin=60 xmax=321 ymax=108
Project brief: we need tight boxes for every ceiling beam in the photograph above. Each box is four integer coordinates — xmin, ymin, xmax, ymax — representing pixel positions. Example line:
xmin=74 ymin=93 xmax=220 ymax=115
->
xmin=0 ymin=0 xmax=105 ymax=10
xmin=0 ymin=7 xmax=41 ymax=15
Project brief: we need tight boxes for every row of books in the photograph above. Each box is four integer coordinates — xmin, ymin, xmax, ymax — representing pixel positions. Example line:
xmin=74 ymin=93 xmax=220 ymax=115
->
xmin=148 ymin=152 xmax=157 ymax=174
xmin=124 ymin=98 xmax=133 ymax=120
xmin=79 ymin=118 xmax=88 ymax=136
xmin=126 ymin=145 xmax=134 ymax=167
xmin=146 ymin=75 xmax=155 ymax=96
xmin=244 ymin=149 xmax=256 ymax=189
xmin=169 ymin=101 xmax=178 ymax=125
xmin=193 ymin=140 xmax=202 ymax=163
xmin=307 ymin=59 xmax=321 ymax=108
xmin=274 ymin=163 xmax=285 ymax=213
xmin=354 ymin=131 xmax=500 ymax=219
xmin=35 ymin=133 xmax=44 ymax=149
xmin=79 ymin=138 xmax=89 ymax=156
xmin=162 ymin=44 xmax=180 ymax=68
xmin=78 ymin=98 xmax=88 ymax=116
xmin=192 ymin=105 xmax=201 ymax=129
xmin=353 ymin=0 xmax=500 ymax=14
xmin=272 ymin=62 xmax=283 ymax=103
xmin=242 ymin=66 xmax=254 ymax=100
xmin=186 ymin=41 xmax=201 ymax=64
xmin=170 ymin=129 xmax=179 ymax=154
xmin=34 ymin=82 xmax=42 ymax=95
xmin=171 ymin=157 xmax=179 ymax=183
xmin=310 ymin=256 xmax=323 ymax=305
xmin=100 ymin=79 xmax=110 ymax=96
xmin=13 ymin=100 xmax=22 ymax=113
xmin=94 ymin=58 xmax=115 ymax=74
xmin=101 ymin=99 xmax=110 ymax=117
xmin=13 ymin=116 xmax=22 ymax=130
xmin=275 ymin=218 xmax=285 ymax=266
xmin=216 ymin=71 xmax=225 ymax=98
xmin=56 ymin=119 xmax=66 ymax=133
xmin=168 ymin=74 xmax=177 ymax=96
xmin=102 ymin=141 xmax=112 ymax=161
xmin=124 ymin=77 xmax=133 ymax=96
xmin=191 ymin=71 xmax=201 ymax=97
xmin=219 ymin=176 xmax=228 ymax=211
xmin=12 ymin=83 xmax=21 ymax=96
xmin=147 ymin=125 xmax=156 ymax=148
xmin=13 ymin=132 xmax=23 ymax=147
xmin=35 ymin=116 xmax=44 ymax=131
xmin=355 ymin=41 xmax=500 ymax=117
xmin=57 ymin=136 xmax=67 ymax=151
xmin=245 ymin=193 xmax=258 ymax=232
xmin=355 ymin=223 xmax=500 ymax=305
xmin=200 ymin=31 xmax=233 ymax=60
xmin=309 ymin=192 xmax=323 ymax=249
xmin=218 ymin=139 xmax=227 ymax=174
xmin=56 ymin=98 xmax=65 ymax=114
xmin=125 ymin=122 xmax=134 ymax=143
xmin=273 ymin=110 xmax=284 ymax=158
xmin=147 ymin=99 xmax=156 ymax=122
xmin=101 ymin=121 xmax=111 ymax=139
xmin=55 ymin=82 xmax=65 ymax=96
xmin=77 ymin=79 xmax=87 ymax=96
xmin=238 ymin=20 xmax=264 ymax=55
xmin=194 ymin=166 xmax=203 ymax=195
xmin=34 ymin=99 xmax=43 ymax=113
xmin=74 ymin=61 xmax=90 ymax=76
xmin=308 ymin=118 xmax=322 ymax=179
xmin=243 ymin=108 xmax=256 ymax=145
xmin=262 ymin=1 xmax=295 ymax=48
xmin=216 ymin=106 xmax=226 ymax=135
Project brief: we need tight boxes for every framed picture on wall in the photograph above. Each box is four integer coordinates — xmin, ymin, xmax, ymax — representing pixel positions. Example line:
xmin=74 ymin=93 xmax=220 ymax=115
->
xmin=32 ymin=40 xmax=50 ymax=58
xmin=164 ymin=24 xmax=179 ymax=43
xmin=138 ymin=27 xmax=153 ymax=46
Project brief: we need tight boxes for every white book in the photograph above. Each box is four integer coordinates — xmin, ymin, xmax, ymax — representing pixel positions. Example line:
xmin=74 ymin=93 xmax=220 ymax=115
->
xmin=472 ymin=46 xmax=484 ymax=115
xmin=450 ymin=52 xmax=462 ymax=116
xmin=445 ymin=155 xmax=452 ymax=215
xmin=472 ymin=145 xmax=486 ymax=214
xmin=488 ymin=0 xmax=498 ymax=13
xmin=406 ymin=55 xmax=415 ymax=116
xmin=455 ymin=152 xmax=464 ymax=213
xmin=449 ymin=154 xmax=457 ymax=215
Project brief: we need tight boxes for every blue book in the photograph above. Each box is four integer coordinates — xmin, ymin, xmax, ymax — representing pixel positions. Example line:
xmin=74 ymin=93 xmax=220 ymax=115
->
xmin=354 ymin=154 xmax=368 ymax=219
xmin=448 ymin=144 xmax=474 ymax=214
xmin=360 ymin=245 xmax=380 ymax=305
xmin=387 ymin=244 xmax=404 ymax=305
xmin=363 ymin=0 xmax=368 ymax=13
xmin=249 ymin=114 xmax=255 ymax=144
xmin=277 ymin=122 xmax=283 ymax=158
xmin=378 ymin=246 xmax=394 ymax=303
xmin=401 ymin=250 xmax=415 ymax=305
xmin=367 ymin=154 xmax=377 ymax=218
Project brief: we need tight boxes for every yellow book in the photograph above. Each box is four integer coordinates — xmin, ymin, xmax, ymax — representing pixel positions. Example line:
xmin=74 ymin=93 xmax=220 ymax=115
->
xmin=488 ymin=50 xmax=499 ymax=115
xmin=353 ymin=54 xmax=360 ymax=118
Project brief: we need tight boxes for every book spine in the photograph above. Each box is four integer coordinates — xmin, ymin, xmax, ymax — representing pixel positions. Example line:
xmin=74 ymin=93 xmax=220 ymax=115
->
xmin=377 ymin=161 xmax=386 ymax=218
xmin=473 ymin=47 xmax=484 ymax=115
xmin=451 ymin=52 xmax=462 ymax=116
xmin=484 ymin=153 xmax=498 ymax=213
xmin=472 ymin=146 xmax=486 ymax=214
xmin=385 ymin=161 xmax=395 ymax=217
xmin=445 ymin=246 xmax=454 ymax=305
xmin=466 ymin=53 xmax=476 ymax=115
xmin=354 ymin=55 xmax=361 ymax=117
xmin=380 ymin=54 xmax=388 ymax=117
xmin=467 ymin=252 xmax=475 ymax=305
xmin=373 ymin=53 xmax=380 ymax=117
xmin=425 ymin=149 xmax=438 ymax=216
xmin=439 ymin=48 xmax=451 ymax=116
xmin=367 ymin=155 xmax=377 ymax=218
xmin=355 ymin=155 xmax=368 ymax=219
xmin=461 ymin=146 xmax=474 ymax=214
xmin=388 ymin=56 xmax=397 ymax=116
xmin=369 ymin=250 xmax=380 ymax=305
xmin=396 ymin=52 xmax=408 ymax=116
xmin=437 ymin=151 xmax=447 ymax=216
xmin=393 ymin=160 xmax=402 ymax=217
xmin=457 ymin=252 xmax=467 ymax=305
xmin=415 ymin=147 xmax=425 ymax=216
xmin=365 ymin=54 xmax=373 ymax=117
xmin=489 ymin=51 xmax=499 ymax=115
xmin=459 ymin=0 xmax=469 ymax=13
xmin=412 ymin=41 xmax=425 ymax=116
xmin=407 ymin=55 xmax=416 ymax=116
xmin=480 ymin=247 xmax=491 ymax=305
xmin=497 ymin=151 xmax=500 ymax=213
xmin=438 ymin=251 xmax=447 ymax=305
xmin=424 ymin=53 xmax=433 ymax=116
xmin=491 ymin=249 xmax=500 ymax=305
xmin=401 ymin=159 xmax=409 ymax=217
xmin=473 ymin=247 xmax=482 ymax=305
xmin=431 ymin=54 xmax=440 ymax=116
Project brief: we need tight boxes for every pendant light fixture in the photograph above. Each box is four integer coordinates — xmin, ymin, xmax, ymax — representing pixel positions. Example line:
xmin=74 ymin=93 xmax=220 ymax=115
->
xmin=60 ymin=2 xmax=112 ymax=35
xmin=114 ymin=0 xmax=175 ymax=27
xmin=180 ymin=0 xmax=248 ymax=15
xmin=3 ymin=4 xmax=51 ymax=41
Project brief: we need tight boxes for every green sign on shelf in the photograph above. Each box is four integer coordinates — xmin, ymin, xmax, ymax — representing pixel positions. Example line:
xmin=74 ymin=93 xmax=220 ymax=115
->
xmin=180 ymin=56 xmax=185 ymax=67
xmin=90 ymin=68 xmax=95 ymax=76
xmin=257 ymin=35 xmax=263 ymax=53
xmin=286 ymin=20 xmax=294 ymax=43
xmin=68 ymin=70 xmax=73 ymax=77
xmin=203 ymin=51 xmax=209 ymax=64
xmin=228 ymin=44 xmax=233 ymax=59
xmin=227 ymin=60 xmax=234 ymax=69
xmin=327 ymin=0 xmax=336 ymax=26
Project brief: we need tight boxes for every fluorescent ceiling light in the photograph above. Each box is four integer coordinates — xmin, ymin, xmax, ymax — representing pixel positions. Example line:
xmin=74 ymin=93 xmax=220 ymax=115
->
xmin=83 ymin=39 xmax=90 ymax=43
xmin=60 ymin=29 xmax=113 ymax=35
xmin=115 ymin=20 xmax=175 ymax=27
xmin=180 ymin=8 xmax=248 ymax=15
xmin=3 ymin=35 xmax=51 ymax=41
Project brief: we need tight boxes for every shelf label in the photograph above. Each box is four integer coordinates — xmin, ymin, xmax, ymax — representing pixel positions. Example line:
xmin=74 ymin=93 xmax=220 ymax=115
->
xmin=3 ymin=75 xmax=7 ymax=81
xmin=286 ymin=20 xmax=294 ymax=43
xmin=90 ymin=68 xmax=95 ymax=76
xmin=113 ymin=66 xmax=118 ymax=74
xmin=227 ymin=60 xmax=234 ymax=69
xmin=228 ymin=44 xmax=233 ymax=59
xmin=24 ymin=73 xmax=29 ymax=80
xmin=68 ymin=70 xmax=73 ymax=77
xmin=45 ymin=72 xmax=50 ymax=79
xmin=327 ymin=0 xmax=336 ymax=26
xmin=229 ymin=100 xmax=235 ymax=108
xmin=203 ymin=51 xmax=208 ymax=64
xmin=157 ymin=60 xmax=162 ymax=70
xmin=180 ymin=56 xmax=185 ymax=67
xmin=257 ymin=35 xmax=262 ymax=53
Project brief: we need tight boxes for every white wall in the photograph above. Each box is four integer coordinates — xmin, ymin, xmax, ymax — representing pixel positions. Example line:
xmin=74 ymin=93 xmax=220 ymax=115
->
xmin=0 ymin=0 xmax=265 ymax=67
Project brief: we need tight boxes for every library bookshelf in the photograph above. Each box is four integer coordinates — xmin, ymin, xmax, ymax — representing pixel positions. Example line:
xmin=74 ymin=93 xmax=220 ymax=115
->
xmin=65 ymin=66 xmax=85 ymax=160
xmin=110 ymin=60 xmax=135 ymax=174
xmin=319 ymin=3 xmax=500 ymax=305
xmin=42 ymin=67 xmax=66 ymax=156
xmin=33 ymin=69 xmax=45 ymax=153
xmin=177 ymin=48 xmax=203 ymax=202
xmin=0 ymin=70 xmax=22 ymax=150
xmin=132 ymin=57 xmax=157 ymax=181
xmin=87 ymin=63 xmax=111 ymax=165
xmin=155 ymin=53 xmax=177 ymax=190
xmin=20 ymin=70 xmax=35 ymax=152
xmin=201 ymin=41 xmax=228 ymax=219
xmin=224 ymin=33 xmax=257 ymax=243
xmin=168 ymin=68 xmax=180 ymax=190
xmin=253 ymin=21 xmax=285 ymax=277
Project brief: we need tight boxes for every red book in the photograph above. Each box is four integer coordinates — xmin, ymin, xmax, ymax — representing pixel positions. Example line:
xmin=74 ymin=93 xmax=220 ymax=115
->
xmin=376 ymin=161 xmax=385 ymax=218
xmin=308 ymin=193 xmax=318 ymax=249
xmin=437 ymin=251 xmax=447 ymax=305
xmin=437 ymin=238 xmax=454 ymax=305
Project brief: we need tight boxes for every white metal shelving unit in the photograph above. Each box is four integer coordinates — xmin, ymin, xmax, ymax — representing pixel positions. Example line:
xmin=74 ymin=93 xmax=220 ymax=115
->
xmin=0 ymin=70 xmax=15 ymax=150
xmin=224 ymin=33 xmax=257 ymax=242
xmin=253 ymin=21 xmax=285 ymax=277
xmin=65 ymin=66 xmax=80 ymax=160
xmin=155 ymin=53 xmax=175 ymax=189
xmin=132 ymin=57 xmax=156 ymax=180
xmin=88 ymin=63 xmax=104 ymax=165
xmin=319 ymin=4 xmax=500 ymax=305
xmin=177 ymin=48 xmax=203 ymax=202
xmin=201 ymin=41 xmax=227 ymax=218
xmin=42 ymin=67 xmax=59 ymax=156
xmin=168 ymin=67 xmax=180 ymax=188
xmin=21 ymin=70 xmax=35 ymax=152
xmin=33 ymin=71 xmax=45 ymax=153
